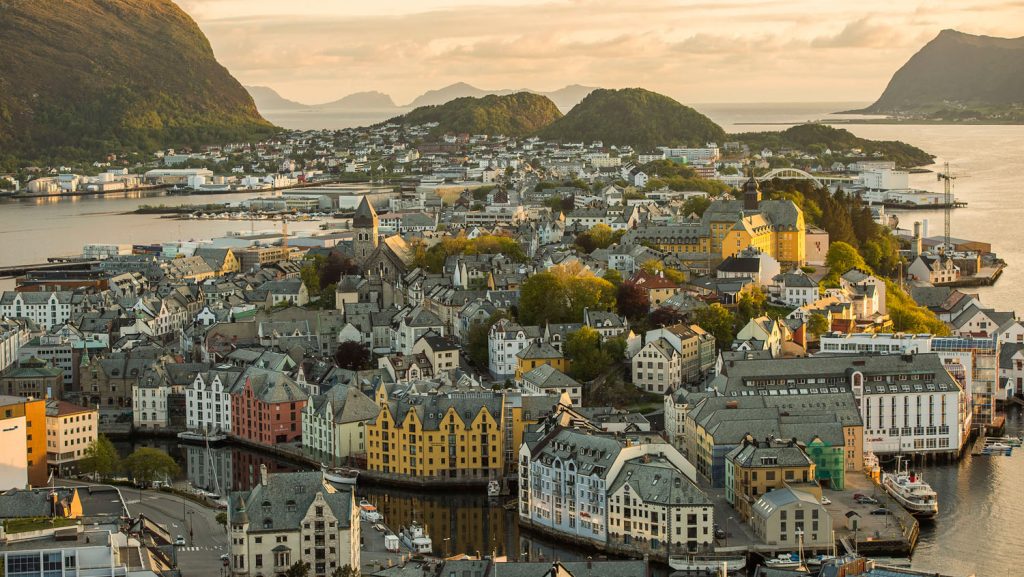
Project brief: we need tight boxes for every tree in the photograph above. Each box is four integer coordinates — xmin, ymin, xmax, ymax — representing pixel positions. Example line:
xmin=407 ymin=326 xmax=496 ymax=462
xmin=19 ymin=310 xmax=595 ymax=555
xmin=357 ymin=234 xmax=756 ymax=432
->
xmin=80 ymin=435 xmax=120 ymax=480
xmin=575 ymin=224 xmax=622 ymax=253
xmin=216 ymin=512 xmax=228 ymax=526
xmin=319 ymin=283 xmax=337 ymax=310
xmin=823 ymin=241 xmax=868 ymax=287
xmin=565 ymin=327 xmax=618 ymax=381
xmin=736 ymin=286 xmax=767 ymax=326
xmin=602 ymin=269 xmax=623 ymax=287
xmin=616 ymin=281 xmax=650 ymax=321
xmin=284 ymin=561 xmax=311 ymax=577
xmin=123 ymin=447 xmax=179 ymax=487
xmin=335 ymin=341 xmax=371 ymax=370
xmin=691 ymin=304 xmax=736 ymax=349
xmin=300 ymin=256 xmax=323 ymax=295
xmin=467 ymin=312 xmax=507 ymax=368
xmin=681 ymin=195 xmax=712 ymax=217
xmin=807 ymin=313 xmax=830 ymax=340
xmin=650 ymin=306 xmax=686 ymax=328
xmin=330 ymin=566 xmax=360 ymax=577
xmin=319 ymin=252 xmax=360 ymax=286
xmin=518 ymin=265 xmax=617 ymax=325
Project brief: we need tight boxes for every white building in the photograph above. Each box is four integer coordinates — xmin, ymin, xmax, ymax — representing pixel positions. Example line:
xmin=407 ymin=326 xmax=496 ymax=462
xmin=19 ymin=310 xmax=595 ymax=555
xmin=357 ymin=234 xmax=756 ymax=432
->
xmin=229 ymin=468 xmax=360 ymax=577
xmin=186 ymin=370 xmax=238 ymax=435
xmin=632 ymin=338 xmax=683 ymax=394
xmin=302 ymin=385 xmax=380 ymax=462
xmin=132 ymin=379 xmax=171 ymax=430
xmin=488 ymin=319 xmax=541 ymax=377
xmin=750 ymin=487 xmax=832 ymax=548
xmin=0 ymin=318 xmax=30 ymax=373
xmin=0 ymin=291 xmax=84 ymax=332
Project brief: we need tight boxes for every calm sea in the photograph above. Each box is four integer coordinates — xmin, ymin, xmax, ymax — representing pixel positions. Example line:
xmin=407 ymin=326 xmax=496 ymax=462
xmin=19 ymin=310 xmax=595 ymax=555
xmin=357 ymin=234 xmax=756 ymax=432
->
xmin=4 ymin=103 xmax=1023 ymax=575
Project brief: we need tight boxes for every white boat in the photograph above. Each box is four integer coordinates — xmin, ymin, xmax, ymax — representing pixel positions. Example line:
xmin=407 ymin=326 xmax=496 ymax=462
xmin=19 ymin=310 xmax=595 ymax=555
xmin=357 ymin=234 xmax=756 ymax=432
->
xmin=668 ymin=554 xmax=746 ymax=574
xmin=322 ymin=466 xmax=359 ymax=485
xmin=487 ymin=480 xmax=501 ymax=498
xmin=177 ymin=430 xmax=227 ymax=443
xmin=358 ymin=499 xmax=383 ymax=523
xmin=764 ymin=553 xmax=803 ymax=570
xmin=882 ymin=457 xmax=938 ymax=518
xmin=399 ymin=520 xmax=432 ymax=554
xmin=804 ymin=555 xmax=837 ymax=571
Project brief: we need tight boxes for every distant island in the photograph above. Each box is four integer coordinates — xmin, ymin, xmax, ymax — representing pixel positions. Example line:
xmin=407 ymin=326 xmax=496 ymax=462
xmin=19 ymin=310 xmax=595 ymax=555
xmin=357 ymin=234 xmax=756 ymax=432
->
xmin=844 ymin=29 xmax=1024 ymax=123
xmin=384 ymin=93 xmax=563 ymax=138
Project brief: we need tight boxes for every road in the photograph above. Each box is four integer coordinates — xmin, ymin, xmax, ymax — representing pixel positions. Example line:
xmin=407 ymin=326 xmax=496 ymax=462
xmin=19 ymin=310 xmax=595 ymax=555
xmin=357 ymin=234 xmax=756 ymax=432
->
xmin=63 ymin=479 xmax=228 ymax=576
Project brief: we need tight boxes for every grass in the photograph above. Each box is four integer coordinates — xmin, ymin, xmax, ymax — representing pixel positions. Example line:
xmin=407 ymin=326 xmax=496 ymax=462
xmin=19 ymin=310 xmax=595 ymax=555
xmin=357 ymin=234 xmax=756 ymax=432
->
xmin=4 ymin=517 xmax=77 ymax=534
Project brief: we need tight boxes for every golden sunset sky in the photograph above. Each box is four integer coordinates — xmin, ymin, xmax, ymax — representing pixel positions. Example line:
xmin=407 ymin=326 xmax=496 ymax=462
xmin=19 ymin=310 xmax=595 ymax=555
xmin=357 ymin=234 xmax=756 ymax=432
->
xmin=179 ymin=0 xmax=1024 ymax=105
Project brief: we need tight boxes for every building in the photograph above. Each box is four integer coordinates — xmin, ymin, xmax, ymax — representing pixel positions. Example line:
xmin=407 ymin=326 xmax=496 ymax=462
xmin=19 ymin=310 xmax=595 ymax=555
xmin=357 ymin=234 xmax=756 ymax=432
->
xmin=520 ymin=365 xmax=584 ymax=406
xmin=186 ymin=369 xmax=241 ymax=435
xmin=0 ymin=318 xmax=30 ymax=374
xmin=632 ymin=324 xmax=714 ymax=394
xmin=0 ymin=291 xmax=85 ymax=331
xmin=411 ymin=334 xmax=460 ymax=376
xmin=0 ymin=395 xmax=47 ymax=487
xmin=229 ymin=367 xmax=309 ymax=445
xmin=0 ymin=357 xmax=63 ymax=400
xmin=516 ymin=341 xmax=568 ymax=380
xmin=366 ymin=387 xmax=505 ymax=480
xmin=0 ymin=524 xmax=152 ymax=577
xmin=750 ymin=486 xmax=832 ymax=549
xmin=302 ymin=384 xmax=380 ymax=463
xmin=489 ymin=320 xmax=542 ymax=378
xmin=44 ymin=400 xmax=98 ymax=475
xmin=725 ymin=436 xmax=816 ymax=521
xmin=229 ymin=468 xmax=360 ymax=577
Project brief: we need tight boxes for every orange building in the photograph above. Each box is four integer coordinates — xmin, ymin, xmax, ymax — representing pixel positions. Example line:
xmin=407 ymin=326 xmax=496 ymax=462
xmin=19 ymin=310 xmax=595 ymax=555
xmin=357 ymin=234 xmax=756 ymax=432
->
xmin=0 ymin=395 xmax=47 ymax=487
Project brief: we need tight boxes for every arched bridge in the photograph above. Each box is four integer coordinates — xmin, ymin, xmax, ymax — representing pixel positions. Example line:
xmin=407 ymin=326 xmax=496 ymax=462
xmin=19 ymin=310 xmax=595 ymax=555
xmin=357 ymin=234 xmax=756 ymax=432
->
xmin=720 ymin=169 xmax=855 ymax=188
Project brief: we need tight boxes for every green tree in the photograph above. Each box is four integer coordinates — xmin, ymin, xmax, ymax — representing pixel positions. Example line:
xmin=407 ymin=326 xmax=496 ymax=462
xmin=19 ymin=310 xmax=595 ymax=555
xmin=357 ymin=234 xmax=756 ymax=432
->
xmin=575 ymin=223 xmax=623 ymax=253
xmin=123 ymin=447 xmax=179 ymax=487
xmin=565 ymin=327 xmax=614 ymax=381
xmin=284 ymin=561 xmax=311 ymax=577
xmin=518 ymin=265 xmax=617 ymax=325
xmin=80 ymin=435 xmax=120 ymax=480
xmin=467 ymin=312 xmax=508 ymax=368
xmin=691 ymin=304 xmax=736 ymax=349
xmin=300 ymin=255 xmax=324 ymax=295
xmin=216 ymin=512 xmax=227 ymax=526
xmin=736 ymin=286 xmax=767 ymax=326
xmin=330 ymin=565 xmax=360 ymax=577
xmin=807 ymin=313 xmax=830 ymax=340
xmin=681 ymin=195 xmax=712 ymax=217
xmin=823 ymin=241 xmax=867 ymax=286
xmin=602 ymin=269 xmax=623 ymax=287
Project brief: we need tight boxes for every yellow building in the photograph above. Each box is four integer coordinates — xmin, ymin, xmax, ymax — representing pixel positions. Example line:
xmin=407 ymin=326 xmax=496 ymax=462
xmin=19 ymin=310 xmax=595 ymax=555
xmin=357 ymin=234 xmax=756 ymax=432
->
xmin=514 ymin=341 xmax=568 ymax=380
xmin=0 ymin=395 xmax=47 ymax=487
xmin=45 ymin=399 xmax=99 ymax=475
xmin=623 ymin=178 xmax=805 ymax=269
xmin=367 ymin=385 xmax=505 ymax=480
xmin=725 ymin=436 xmax=817 ymax=521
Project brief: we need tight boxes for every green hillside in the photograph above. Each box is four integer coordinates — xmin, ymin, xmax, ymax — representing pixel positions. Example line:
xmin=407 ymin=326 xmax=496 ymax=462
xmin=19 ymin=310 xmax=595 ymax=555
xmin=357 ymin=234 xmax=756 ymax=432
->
xmin=537 ymin=88 xmax=726 ymax=150
xmin=0 ymin=0 xmax=276 ymax=164
xmin=388 ymin=93 xmax=563 ymax=137
xmin=738 ymin=124 xmax=933 ymax=168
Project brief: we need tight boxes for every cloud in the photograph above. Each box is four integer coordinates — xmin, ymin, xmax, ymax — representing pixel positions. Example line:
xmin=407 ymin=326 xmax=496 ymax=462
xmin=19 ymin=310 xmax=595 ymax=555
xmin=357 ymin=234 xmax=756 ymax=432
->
xmin=811 ymin=17 xmax=900 ymax=48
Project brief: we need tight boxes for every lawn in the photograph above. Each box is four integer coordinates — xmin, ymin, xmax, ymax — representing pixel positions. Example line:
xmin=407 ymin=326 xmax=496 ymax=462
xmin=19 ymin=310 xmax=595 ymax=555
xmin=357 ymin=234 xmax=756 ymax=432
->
xmin=4 ymin=517 xmax=77 ymax=534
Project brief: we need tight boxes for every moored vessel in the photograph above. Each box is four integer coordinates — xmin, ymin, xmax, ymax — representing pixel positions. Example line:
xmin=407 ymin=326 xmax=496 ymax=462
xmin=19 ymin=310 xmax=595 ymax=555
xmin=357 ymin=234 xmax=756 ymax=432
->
xmin=882 ymin=457 xmax=938 ymax=518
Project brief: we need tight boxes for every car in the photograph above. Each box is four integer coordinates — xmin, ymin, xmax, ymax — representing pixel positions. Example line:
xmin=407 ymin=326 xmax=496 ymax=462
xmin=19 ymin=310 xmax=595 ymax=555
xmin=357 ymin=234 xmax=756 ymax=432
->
xmin=715 ymin=528 xmax=727 ymax=539
xmin=821 ymin=497 xmax=832 ymax=505
xmin=870 ymin=507 xmax=893 ymax=515
xmin=852 ymin=493 xmax=868 ymax=500
xmin=174 ymin=536 xmax=186 ymax=546
xmin=856 ymin=496 xmax=879 ymax=505
xmin=220 ymin=554 xmax=230 ymax=566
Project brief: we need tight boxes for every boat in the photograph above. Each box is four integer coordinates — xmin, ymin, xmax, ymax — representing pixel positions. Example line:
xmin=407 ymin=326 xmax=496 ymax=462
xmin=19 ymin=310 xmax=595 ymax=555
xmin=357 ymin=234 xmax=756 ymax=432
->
xmin=358 ymin=499 xmax=383 ymax=523
xmin=763 ymin=553 xmax=803 ymax=570
xmin=986 ymin=436 xmax=1022 ymax=447
xmin=981 ymin=442 xmax=1013 ymax=455
xmin=322 ymin=466 xmax=359 ymax=485
xmin=668 ymin=553 xmax=746 ymax=574
xmin=882 ymin=457 xmax=938 ymax=518
xmin=399 ymin=520 xmax=433 ymax=554
xmin=177 ymin=430 xmax=227 ymax=443
xmin=804 ymin=555 xmax=837 ymax=571
xmin=487 ymin=480 xmax=501 ymax=498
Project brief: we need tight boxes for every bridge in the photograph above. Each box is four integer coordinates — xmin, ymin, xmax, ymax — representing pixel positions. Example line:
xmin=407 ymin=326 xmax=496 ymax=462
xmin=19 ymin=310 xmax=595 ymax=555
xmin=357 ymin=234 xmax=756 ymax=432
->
xmin=720 ymin=168 xmax=856 ymax=188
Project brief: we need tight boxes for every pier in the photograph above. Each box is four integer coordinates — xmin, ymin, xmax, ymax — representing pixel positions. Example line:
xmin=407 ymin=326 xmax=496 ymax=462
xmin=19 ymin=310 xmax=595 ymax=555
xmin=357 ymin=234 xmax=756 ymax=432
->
xmin=0 ymin=259 xmax=99 ymax=279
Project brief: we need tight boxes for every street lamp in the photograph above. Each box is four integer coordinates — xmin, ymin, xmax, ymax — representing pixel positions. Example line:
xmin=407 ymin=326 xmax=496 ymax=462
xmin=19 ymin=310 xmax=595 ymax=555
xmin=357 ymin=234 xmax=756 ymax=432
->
xmin=443 ymin=537 xmax=450 ymax=558
xmin=726 ymin=516 xmax=734 ymax=547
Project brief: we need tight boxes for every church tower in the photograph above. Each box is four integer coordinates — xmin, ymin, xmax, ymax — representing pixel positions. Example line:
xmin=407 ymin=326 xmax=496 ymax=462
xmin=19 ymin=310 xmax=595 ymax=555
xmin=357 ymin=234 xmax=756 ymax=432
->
xmin=742 ymin=173 xmax=761 ymax=210
xmin=353 ymin=196 xmax=379 ymax=263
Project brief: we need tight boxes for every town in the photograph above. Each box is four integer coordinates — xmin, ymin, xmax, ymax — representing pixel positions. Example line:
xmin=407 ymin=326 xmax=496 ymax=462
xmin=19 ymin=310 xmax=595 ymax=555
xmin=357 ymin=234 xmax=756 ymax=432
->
xmin=0 ymin=120 xmax=1016 ymax=577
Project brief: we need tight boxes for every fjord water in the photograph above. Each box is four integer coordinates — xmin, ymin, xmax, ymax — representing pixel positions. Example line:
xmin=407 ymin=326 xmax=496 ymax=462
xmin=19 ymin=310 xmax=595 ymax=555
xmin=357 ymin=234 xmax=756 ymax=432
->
xmin=4 ymin=104 xmax=1024 ymax=575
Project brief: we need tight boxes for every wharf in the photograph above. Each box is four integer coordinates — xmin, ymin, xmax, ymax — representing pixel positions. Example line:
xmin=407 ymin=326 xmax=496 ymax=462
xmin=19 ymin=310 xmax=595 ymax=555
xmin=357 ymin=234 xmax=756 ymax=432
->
xmin=822 ymin=474 xmax=917 ymax=557
xmin=945 ymin=264 xmax=1005 ymax=287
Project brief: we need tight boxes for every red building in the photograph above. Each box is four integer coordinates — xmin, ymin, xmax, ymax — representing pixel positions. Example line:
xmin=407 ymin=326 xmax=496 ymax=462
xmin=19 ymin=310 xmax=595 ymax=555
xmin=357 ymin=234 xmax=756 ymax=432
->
xmin=229 ymin=367 xmax=309 ymax=445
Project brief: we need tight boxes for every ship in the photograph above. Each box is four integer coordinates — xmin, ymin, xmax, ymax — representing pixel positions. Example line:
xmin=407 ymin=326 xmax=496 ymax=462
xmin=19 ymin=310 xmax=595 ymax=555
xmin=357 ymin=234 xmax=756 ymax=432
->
xmin=668 ymin=553 xmax=746 ymax=575
xmin=322 ymin=466 xmax=359 ymax=485
xmin=882 ymin=457 xmax=938 ymax=518
xmin=358 ymin=499 xmax=383 ymax=523
xmin=399 ymin=520 xmax=433 ymax=554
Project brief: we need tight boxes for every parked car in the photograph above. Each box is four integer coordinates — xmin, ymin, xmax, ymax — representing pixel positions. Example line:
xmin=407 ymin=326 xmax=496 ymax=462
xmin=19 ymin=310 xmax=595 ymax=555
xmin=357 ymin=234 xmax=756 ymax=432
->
xmin=870 ymin=507 xmax=893 ymax=515
xmin=714 ymin=527 xmax=727 ymax=539
xmin=857 ymin=496 xmax=879 ymax=505
xmin=174 ymin=536 xmax=186 ymax=546
xmin=821 ymin=496 xmax=832 ymax=505
xmin=220 ymin=554 xmax=230 ymax=566
xmin=852 ymin=493 xmax=867 ymax=500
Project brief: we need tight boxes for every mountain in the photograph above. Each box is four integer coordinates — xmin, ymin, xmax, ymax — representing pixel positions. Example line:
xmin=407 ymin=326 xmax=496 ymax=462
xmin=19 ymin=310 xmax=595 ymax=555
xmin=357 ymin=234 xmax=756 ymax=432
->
xmin=318 ymin=91 xmax=397 ymax=110
xmin=0 ymin=0 xmax=275 ymax=162
xmin=387 ymin=93 xmax=563 ymax=137
xmin=537 ymin=88 xmax=726 ymax=150
xmin=856 ymin=30 xmax=1024 ymax=117
xmin=405 ymin=83 xmax=598 ymax=110
xmin=737 ymin=124 xmax=933 ymax=168
xmin=247 ymin=86 xmax=309 ymax=111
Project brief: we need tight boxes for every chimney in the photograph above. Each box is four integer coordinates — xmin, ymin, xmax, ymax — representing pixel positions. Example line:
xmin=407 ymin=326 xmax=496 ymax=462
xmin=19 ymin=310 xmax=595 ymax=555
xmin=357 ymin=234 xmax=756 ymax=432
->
xmin=259 ymin=464 xmax=268 ymax=486
xmin=912 ymin=221 xmax=922 ymax=258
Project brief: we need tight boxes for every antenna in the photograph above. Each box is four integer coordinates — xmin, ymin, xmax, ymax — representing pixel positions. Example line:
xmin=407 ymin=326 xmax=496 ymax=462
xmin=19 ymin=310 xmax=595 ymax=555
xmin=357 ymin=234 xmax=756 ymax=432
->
xmin=936 ymin=162 xmax=957 ymax=254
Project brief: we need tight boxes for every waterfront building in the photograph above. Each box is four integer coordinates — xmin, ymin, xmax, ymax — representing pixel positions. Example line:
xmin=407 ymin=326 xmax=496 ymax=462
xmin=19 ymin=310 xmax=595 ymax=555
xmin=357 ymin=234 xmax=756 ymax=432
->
xmin=366 ymin=386 xmax=505 ymax=480
xmin=0 ymin=291 xmax=85 ymax=332
xmin=301 ymin=384 xmax=380 ymax=463
xmin=0 ymin=318 xmax=30 ymax=374
xmin=185 ymin=369 xmax=241 ymax=435
xmin=750 ymin=486 xmax=832 ymax=549
xmin=0 ymin=357 xmax=63 ymax=400
xmin=229 ymin=467 xmax=360 ymax=577
xmin=78 ymin=350 xmax=170 ymax=409
xmin=229 ymin=367 xmax=309 ymax=445
xmin=0 ymin=395 xmax=47 ymax=487
xmin=725 ymin=435 xmax=816 ymax=521
xmin=819 ymin=332 xmax=996 ymax=428
xmin=518 ymin=424 xmax=708 ymax=551
xmin=44 ymin=400 xmax=97 ymax=475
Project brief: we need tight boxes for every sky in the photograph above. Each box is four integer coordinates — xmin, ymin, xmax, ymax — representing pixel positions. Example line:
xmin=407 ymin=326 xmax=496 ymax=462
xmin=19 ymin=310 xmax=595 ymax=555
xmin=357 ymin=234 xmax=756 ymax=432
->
xmin=178 ymin=0 xmax=1024 ymax=106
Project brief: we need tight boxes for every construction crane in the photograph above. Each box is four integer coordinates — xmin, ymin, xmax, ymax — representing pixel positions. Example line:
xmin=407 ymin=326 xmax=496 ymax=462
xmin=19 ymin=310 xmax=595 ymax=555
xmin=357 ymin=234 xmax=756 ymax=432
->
xmin=936 ymin=162 xmax=956 ymax=255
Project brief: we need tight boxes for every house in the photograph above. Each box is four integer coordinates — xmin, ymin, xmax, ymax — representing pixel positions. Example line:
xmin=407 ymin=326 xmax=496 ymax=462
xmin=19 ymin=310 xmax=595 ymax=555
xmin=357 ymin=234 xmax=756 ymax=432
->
xmin=629 ymin=271 xmax=684 ymax=309
xmin=520 ymin=364 xmax=583 ymax=406
xmin=0 ymin=291 xmax=85 ymax=331
xmin=583 ymin=308 xmax=628 ymax=339
xmin=750 ymin=486 xmax=832 ymax=549
xmin=411 ymin=333 xmax=460 ymax=375
xmin=775 ymin=272 xmax=818 ymax=308
xmin=488 ymin=319 xmax=542 ymax=377
xmin=262 ymin=279 xmax=309 ymax=309
xmin=301 ymin=384 xmax=380 ymax=462
xmin=229 ymin=367 xmax=309 ymax=445
xmin=907 ymin=254 xmax=960 ymax=285
xmin=949 ymin=304 xmax=1015 ymax=338
xmin=716 ymin=248 xmax=781 ymax=286
xmin=186 ymin=369 xmax=242 ymax=435
xmin=733 ymin=316 xmax=784 ymax=358
xmin=194 ymin=247 xmax=241 ymax=276
xmin=45 ymin=400 xmax=98 ymax=475
xmin=634 ymin=324 xmax=715 ymax=392
xmin=631 ymin=338 xmax=682 ymax=394
xmin=390 ymin=305 xmax=446 ymax=355
xmin=725 ymin=435 xmax=816 ymax=520
xmin=515 ymin=340 xmax=568 ymax=380
xmin=0 ymin=356 xmax=63 ymax=399
xmin=228 ymin=468 xmax=360 ymax=576
xmin=378 ymin=352 xmax=433 ymax=383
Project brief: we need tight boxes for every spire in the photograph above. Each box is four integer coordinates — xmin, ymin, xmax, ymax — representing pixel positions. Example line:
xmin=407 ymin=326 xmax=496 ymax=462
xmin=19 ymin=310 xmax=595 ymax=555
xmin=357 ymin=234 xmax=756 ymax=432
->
xmin=353 ymin=195 xmax=378 ymax=228
xmin=79 ymin=343 xmax=90 ymax=367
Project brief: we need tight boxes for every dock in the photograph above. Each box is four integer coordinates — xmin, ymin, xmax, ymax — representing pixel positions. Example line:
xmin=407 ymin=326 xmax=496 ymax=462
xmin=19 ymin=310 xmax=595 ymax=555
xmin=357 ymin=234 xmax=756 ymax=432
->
xmin=0 ymin=259 xmax=99 ymax=279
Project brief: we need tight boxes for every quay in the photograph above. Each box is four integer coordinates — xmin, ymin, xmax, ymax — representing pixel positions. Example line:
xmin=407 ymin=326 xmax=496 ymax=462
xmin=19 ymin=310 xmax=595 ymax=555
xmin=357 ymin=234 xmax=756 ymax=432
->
xmin=0 ymin=258 xmax=99 ymax=279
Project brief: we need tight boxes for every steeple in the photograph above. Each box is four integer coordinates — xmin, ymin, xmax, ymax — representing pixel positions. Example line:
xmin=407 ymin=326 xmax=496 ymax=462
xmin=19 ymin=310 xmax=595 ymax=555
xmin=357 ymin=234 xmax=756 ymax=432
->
xmin=743 ymin=166 xmax=761 ymax=210
xmin=352 ymin=196 xmax=379 ymax=263
xmin=353 ymin=195 xmax=378 ymax=228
